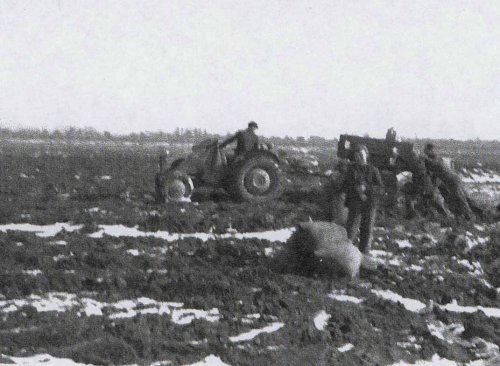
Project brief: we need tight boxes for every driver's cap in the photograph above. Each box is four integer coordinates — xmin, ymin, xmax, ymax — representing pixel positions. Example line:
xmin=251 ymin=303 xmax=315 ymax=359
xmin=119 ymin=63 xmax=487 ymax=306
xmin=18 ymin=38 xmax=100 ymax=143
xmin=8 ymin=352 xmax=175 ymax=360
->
xmin=248 ymin=121 xmax=258 ymax=129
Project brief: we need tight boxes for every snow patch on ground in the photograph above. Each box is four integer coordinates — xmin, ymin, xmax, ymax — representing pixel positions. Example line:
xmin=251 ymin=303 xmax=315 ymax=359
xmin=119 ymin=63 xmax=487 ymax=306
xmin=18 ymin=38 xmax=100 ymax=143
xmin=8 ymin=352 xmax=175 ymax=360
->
xmin=182 ymin=355 xmax=230 ymax=366
xmin=461 ymin=168 xmax=500 ymax=184
xmin=392 ymin=352 xmax=497 ymax=365
xmin=0 ymin=222 xmax=295 ymax=243
xmin=388 ymin=258 xmax=403 ymax=266
xmin=369 ymin=290 xmax=500 ymax=318
xmin=264 ymin=247 xmax=274 ymax=256
xmin=0 ymin=223 xmax=82 ymax=237
xmin=395 ymin=239 xmax=412 ymax=249
xmin=397 ymin=339 xmax=422 ymax=351
xmin=241 ymin=313 xmax=261 ymax=324
xmin=337 ymin=343 xmax=354 ymax=353
xmin=464 ymin=232 xmax=489 ymax=252
xmin=0 ymin=293 xmax=81 ymax=313
xmin=370 ymin=250 xmax=393 ymax=257
xmin=0 ymin=353 xmax=229 ymax=366
xmin=371 ymin=289 xmax=427 ymax=313
xmin=327 ymin=292 xmax=364 ymax=304
xmin=22 ymin=269 xmax=42 ymax=276
xmin=126 ymin=249 xmax=141 ymax=256
xmin=427 ymin=321 xmax=464 ymax=343
xmin=369 ymin=250 xmax=410 ymax=268
xmin=457 ymin=259 xmax=475 ymax=271
xmin=0 ymin=353 xmax=92 ymax=365
xmin=53 ymin=254 xmax=70 ymax=262
xmin=456 ymin=259 xmax=484 ymax=276
xmin=438 ymin=300 xmax=500 ymax=318
xmin=390 ymin=354 xmax=459 ymax=365
xmin=170 ymin=308 xmax=220 ymax=325
xmin=313 ymin=310 xmax=330 ymax=330
xmin=0 ymin=293 xmax=222 ymax=324
xmin=51 ymin=240 xmax=68 ymax=246
xmin=89 ymin=224 xmax=295 ymax=242
xmin=229 ymin=322 xmax=284 ymax=343
xmin=472 ymin=339 xmax=499 ymax=361
xmin=474 ymin=224 xmax=485 ymax=232
xmin=408 ymin=264 xmax=424 ymax=272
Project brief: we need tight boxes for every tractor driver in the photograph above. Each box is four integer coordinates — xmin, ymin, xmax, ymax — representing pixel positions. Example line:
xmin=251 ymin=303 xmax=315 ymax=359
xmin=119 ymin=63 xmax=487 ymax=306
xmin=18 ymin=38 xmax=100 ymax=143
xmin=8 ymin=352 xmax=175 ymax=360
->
xmin=219 ymin=121 xmax=260 ymax=159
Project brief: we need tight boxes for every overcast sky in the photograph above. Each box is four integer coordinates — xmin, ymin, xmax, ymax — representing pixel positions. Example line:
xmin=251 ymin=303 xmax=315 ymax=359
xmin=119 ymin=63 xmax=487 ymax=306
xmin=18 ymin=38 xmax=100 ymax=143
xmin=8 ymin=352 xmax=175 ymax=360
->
xmin=0 ymin=0 xmax=498 ymax=140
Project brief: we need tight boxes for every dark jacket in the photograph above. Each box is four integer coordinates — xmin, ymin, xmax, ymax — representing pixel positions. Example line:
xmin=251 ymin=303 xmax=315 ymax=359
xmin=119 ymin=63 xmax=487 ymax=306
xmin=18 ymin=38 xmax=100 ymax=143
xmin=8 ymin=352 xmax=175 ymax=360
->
xmin=339 ymin=162 xmax=384 ymax=207
xmin=410 ymin=157 xmax=435 ymax=196
xmin=220 ymin=129 xmax=259 ymax=156
xmin=423 ymin=156 xmax=461 ymax=189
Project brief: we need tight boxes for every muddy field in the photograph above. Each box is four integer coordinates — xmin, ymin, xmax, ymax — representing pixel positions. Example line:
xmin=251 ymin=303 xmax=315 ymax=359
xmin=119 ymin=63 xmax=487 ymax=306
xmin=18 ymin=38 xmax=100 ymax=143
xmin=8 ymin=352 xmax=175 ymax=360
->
xmin=0 ymin=140 xmax=499 ymax=366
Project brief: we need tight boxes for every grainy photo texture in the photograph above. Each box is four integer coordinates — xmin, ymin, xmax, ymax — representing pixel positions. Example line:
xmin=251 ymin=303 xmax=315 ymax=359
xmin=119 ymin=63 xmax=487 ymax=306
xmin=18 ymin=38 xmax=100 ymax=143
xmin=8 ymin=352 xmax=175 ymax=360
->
xmin=0 ymin=1 xmax=499 ymax=365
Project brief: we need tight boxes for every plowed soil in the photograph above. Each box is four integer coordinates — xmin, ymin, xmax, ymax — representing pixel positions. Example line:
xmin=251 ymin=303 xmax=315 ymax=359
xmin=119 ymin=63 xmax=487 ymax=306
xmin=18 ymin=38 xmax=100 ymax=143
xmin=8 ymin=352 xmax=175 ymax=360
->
xmin=0 ymin=140 xmax=498 ymax=366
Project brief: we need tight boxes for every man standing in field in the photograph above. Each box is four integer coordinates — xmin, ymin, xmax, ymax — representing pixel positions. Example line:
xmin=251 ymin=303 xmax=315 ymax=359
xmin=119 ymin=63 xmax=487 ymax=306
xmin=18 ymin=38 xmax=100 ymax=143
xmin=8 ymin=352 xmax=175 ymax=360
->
xmin=337 ymin=144 xmax=384 ymax=253
xmin=219 ymin=121 xmax=260 ymax=158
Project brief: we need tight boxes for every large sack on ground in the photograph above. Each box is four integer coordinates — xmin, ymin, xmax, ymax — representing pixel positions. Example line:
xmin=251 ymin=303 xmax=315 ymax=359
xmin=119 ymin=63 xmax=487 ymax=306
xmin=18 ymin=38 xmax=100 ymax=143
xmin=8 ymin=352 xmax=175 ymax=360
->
xmin=287 ymin=221 xmax=362 ymax=278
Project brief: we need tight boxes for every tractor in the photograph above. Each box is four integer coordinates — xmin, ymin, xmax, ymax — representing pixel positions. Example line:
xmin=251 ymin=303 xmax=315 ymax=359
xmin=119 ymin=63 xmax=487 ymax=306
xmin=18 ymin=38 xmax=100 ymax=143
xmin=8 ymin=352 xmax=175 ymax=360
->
xmin=155 ymin=139 xmax=284 ymax=203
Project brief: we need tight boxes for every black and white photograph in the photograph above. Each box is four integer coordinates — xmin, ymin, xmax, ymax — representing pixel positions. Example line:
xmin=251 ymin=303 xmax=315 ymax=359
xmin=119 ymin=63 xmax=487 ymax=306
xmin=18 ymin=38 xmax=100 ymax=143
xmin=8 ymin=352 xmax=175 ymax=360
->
xmin=0 ymin=1 xmax=499 ymax=365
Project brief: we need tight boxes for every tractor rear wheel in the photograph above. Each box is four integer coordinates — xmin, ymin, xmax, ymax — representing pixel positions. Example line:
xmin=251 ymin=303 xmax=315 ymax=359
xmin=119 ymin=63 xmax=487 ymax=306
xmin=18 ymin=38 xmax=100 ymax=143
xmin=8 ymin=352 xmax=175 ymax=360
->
xmin=232 ymin=156 xmax=282 ymax=203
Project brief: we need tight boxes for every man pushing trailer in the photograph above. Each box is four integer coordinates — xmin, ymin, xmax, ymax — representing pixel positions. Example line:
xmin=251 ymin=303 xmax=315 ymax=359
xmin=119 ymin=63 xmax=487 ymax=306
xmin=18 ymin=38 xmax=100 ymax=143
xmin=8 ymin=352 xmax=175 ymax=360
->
xmin=337 ymin=132 xmax=485 ymax=221
xmin=402 ymin=150 xmax=452 ymax=219
xmin=289 ymin=134 xmax=489 ymax=280
xmin=422 ymin=143 xmax=476 ymax=221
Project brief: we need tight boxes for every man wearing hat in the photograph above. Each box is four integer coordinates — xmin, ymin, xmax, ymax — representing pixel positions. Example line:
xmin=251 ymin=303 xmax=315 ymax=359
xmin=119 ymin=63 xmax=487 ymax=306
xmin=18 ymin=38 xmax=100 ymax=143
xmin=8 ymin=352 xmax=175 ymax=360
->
xmin=337 ymin=144 xmax=384 ymax=253
xmin=219 ymin=121 xmax=260 ymax=157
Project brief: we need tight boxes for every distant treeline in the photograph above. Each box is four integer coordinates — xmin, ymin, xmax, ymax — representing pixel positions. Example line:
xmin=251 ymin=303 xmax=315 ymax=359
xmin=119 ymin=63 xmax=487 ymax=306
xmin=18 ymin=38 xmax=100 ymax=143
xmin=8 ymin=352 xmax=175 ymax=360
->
xmin=0 ymin=127 xmax=217 ymax=143
xmin=0 ymin=127 xmax=498 ymax=151
xmin=0 ymin=126 xmax=339 ymax=148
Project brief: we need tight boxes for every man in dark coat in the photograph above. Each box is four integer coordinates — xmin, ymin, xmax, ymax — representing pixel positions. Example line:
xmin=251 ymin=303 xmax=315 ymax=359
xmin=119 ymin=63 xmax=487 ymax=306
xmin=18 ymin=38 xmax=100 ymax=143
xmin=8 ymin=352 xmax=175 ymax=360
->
xmin=219 ymin=121 xmax=260 ymax=157
xmin=337 ymin=144 xmax=384 ymax=253
xmin=402 ymin=151 xmax=452 ymax=218
xmin=423 ymin=143 xmax=474 ymax=220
